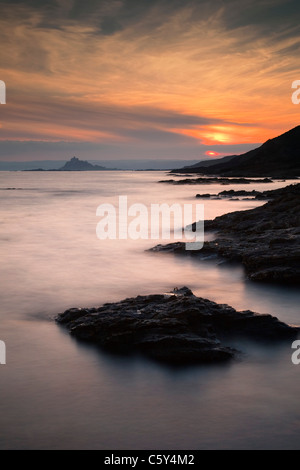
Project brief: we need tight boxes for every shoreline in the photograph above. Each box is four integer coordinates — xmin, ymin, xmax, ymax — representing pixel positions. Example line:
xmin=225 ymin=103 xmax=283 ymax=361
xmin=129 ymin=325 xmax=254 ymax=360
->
xmin=55 ymin=181 xmax=300 ymax=366
xmin=151 ymin=183 xmax=300 ymax=285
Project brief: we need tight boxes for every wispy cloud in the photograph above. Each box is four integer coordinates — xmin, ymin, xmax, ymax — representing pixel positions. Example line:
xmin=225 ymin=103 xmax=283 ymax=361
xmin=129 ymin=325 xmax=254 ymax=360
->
xmin=0 ymin=0 xmax=299 ymax=159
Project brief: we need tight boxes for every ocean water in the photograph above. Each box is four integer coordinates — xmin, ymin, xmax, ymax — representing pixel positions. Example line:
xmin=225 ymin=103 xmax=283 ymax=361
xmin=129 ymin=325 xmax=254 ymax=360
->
xmin=0 ymin=170 xmax=299 ymax=450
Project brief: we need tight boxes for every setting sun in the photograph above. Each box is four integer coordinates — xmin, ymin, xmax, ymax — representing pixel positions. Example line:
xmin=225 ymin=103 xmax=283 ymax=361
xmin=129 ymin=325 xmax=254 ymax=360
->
xmin=205 ymin=151 xmax=220 ymax=157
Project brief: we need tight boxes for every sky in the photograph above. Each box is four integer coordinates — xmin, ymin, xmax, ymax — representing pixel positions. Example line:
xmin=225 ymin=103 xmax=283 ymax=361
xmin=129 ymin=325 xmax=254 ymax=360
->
xmin=0 ymin=0 xmax=299 ymax=162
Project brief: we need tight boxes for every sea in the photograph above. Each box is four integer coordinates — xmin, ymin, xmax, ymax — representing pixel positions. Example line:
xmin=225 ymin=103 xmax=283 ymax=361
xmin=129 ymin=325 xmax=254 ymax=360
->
xmin=0 ymin=170 xmax=299 ymax=450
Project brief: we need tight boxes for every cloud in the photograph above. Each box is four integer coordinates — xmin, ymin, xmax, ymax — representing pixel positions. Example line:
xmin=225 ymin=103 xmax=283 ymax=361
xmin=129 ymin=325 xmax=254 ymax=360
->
xmin=0 ymin=0 xmax=299 ymax=159
xmin=0 ymin=139 xmax=259 ymax=162
xmin=1 ymin=85 xmax=254 ymax=144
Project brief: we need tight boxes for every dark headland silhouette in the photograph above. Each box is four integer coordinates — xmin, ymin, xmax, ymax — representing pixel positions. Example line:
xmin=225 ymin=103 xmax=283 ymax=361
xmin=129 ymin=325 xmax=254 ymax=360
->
xmin=171 ymin=126 xmax=300 ymax=177
xmin=25 ymin=156 xmax=116 ymax=171
xmin=59 ymin=156 xmax=111 ymax=171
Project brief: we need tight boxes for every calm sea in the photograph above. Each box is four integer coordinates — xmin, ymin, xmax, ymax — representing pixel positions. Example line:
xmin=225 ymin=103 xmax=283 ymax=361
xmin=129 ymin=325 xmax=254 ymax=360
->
xmin=0 ymin=171 xmax=299 ymax=449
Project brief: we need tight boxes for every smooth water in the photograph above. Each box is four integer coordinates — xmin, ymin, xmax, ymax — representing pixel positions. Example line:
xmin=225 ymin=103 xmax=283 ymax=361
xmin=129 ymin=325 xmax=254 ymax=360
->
xmin=0 ymin=171 xmax=299 ymax=450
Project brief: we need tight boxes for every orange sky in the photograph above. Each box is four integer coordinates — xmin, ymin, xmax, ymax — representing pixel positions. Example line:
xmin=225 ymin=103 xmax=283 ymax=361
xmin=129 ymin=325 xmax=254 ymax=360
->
xmin=0 ymin=0 xmax=299 ymax=161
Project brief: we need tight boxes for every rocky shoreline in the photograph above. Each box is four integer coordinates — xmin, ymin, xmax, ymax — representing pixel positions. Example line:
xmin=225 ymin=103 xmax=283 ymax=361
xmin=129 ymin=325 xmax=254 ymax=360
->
xmin=151 ymin=184 xmax=300 ymax=284
xmin=56 ymin=287 xmax=298 ymax=366
xmin=56 ymin=183 xmax=299 ymax=366
xmin=158 ymin=176 xmax=273 ymax=185
xmin=195 ymin=184 xmax=294 ymax=200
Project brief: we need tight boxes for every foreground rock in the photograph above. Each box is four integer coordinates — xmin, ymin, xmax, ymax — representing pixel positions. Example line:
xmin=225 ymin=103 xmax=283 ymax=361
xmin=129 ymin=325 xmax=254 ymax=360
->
xmin=56 ymin=287 xmax=298 ymax=366
xmin=152 ymin=184 xmax=300 ymax=285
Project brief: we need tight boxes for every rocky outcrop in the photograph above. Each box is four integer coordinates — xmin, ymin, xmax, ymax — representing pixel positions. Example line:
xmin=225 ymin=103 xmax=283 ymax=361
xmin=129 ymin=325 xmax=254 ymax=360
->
xmin=195 ymin=185 xmax=294 ymax=200
xmin=196 ymin=189 xmax=264 ymax=199
xmin=151 ymin=184 xmax=300 ymax=285
xmin=159 ymin=177 xmax=273 ymax=185
xmin=59 ymin=156 xmax=109 ymax=171
xmin=56 ymin=287 xmax=298 ymax=366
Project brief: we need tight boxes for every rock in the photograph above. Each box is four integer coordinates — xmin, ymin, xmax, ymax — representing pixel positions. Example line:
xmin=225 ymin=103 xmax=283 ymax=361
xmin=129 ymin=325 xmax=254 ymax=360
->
xmin=150 ymin=242 xmax=186 ymax=253
xmin=196 ymin=193 xmax=212 ymax=198
xmin=219 ymin=189 xmax=259 ymax=196
xmin=152 ymin=183 xmax=300 ymax=285
xmin=59 ymin=156 xmax=109 ymax=171
xmin=56 ymin=287 xmax=298 ymax=366
xmin=158 ymin=177 xmax=273 ymax=185
xmin=195 ymin=187 xmax=291 ymax=200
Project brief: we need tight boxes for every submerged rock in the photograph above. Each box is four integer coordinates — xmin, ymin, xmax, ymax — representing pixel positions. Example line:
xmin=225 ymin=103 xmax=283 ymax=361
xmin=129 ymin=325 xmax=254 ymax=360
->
xmin=56 ymin=287 xmax=298 ymax=366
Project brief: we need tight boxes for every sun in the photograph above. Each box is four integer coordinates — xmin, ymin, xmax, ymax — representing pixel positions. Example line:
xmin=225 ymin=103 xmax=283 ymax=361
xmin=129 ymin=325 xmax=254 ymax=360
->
xmin=205 ymin=151 xmax=220 ymax=157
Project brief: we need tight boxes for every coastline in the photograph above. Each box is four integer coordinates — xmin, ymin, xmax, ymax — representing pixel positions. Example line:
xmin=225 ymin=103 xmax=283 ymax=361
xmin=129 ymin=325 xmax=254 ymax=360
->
xmin=1 ymin=169 xmax=300 ymax=450
xmin=55 ymin=180 xmax=300 ymax=366
xmin=151 ymin=183 xmax=300 ymax=285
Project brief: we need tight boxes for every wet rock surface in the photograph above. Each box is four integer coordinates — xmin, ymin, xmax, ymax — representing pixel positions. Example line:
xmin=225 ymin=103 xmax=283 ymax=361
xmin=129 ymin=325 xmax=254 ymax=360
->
xmin=195 ymin=185 xmax=295 ymax=200
xmin=152 ymin=184 xmax=300 ymax=285
xmin=159 ymin=177 xmax=273 ymax=185
xmin=56 ymin=287 xmax=298 ymax=366
xmin=196 ymin=189 xmax=264 ymax=199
